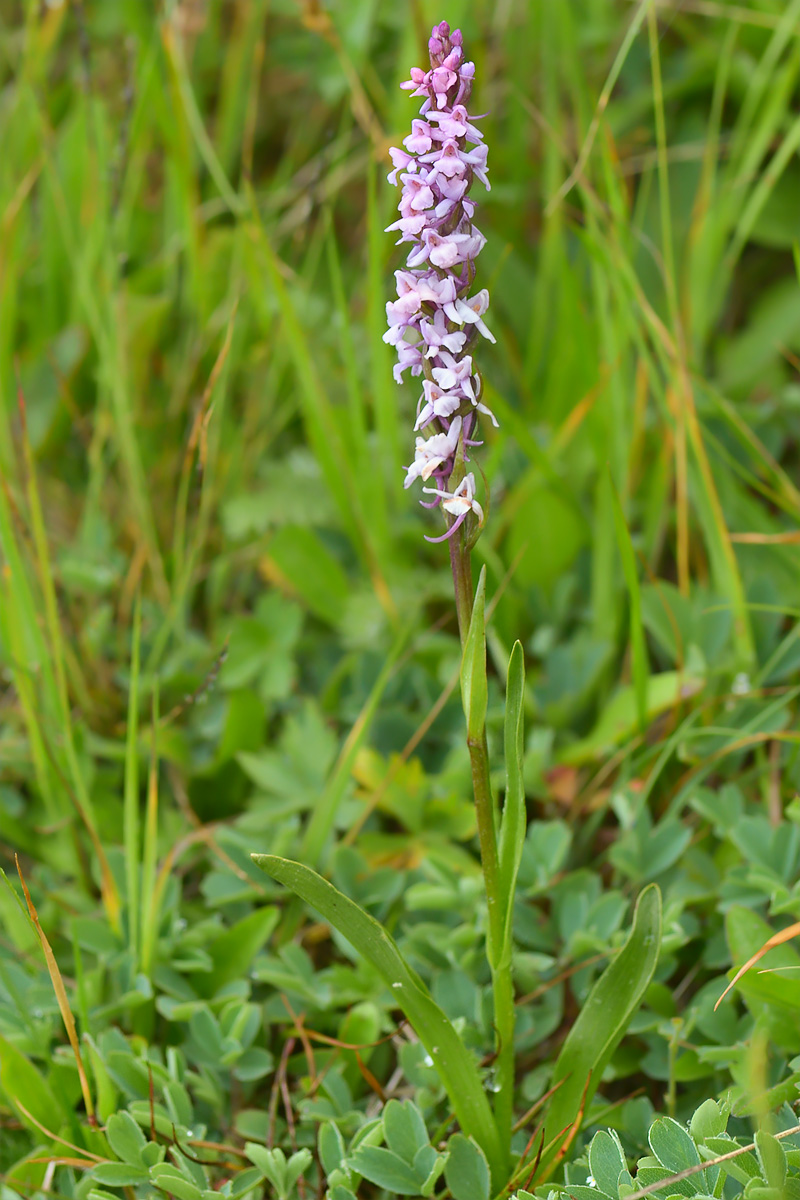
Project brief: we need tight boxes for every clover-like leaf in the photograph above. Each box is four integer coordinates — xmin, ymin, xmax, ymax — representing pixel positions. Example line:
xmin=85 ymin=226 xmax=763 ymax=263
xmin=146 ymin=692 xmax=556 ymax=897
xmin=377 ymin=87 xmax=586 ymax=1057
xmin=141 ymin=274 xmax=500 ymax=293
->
xmin=348 ymin=1145 xmax=425 ymax=1195
xmin=445 ymin=1134 xmax=490 ymax=1200
xmin=105 ymin=1111 xmax=148 ymax=1166
xmin=383 ymin=1099 xmax=429 ymax=1165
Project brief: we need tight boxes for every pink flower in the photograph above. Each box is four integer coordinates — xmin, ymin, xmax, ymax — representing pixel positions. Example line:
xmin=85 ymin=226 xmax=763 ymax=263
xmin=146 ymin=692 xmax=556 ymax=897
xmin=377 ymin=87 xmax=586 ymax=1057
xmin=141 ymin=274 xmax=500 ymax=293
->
xmin=420 ymin=139 xmax=467 ymax=180
xmin=419 ymin=310 xmax=467 ymax=358
xmin=392 ymin=269 xmax=455 ymax=315
xmin=415 ymin=378 xmax=465 ymax=430
xmin=430 ymin=65 xmax=458 ymax=106
xmin=387 ymin=146 xmax=415 ymax=185
xmin=393 ymin=341 xmax=424 ymax=383
xmin=432 ymin=352 xmax=476 ymax=400
xmin=404 ymin=415 xmax=463 ymax=488
xmin=434 ymin=178 xmax=469 ymax=208
xmin=400 ymin=66 xmax=428 ymax=96
xmin=424 ymin=472 xmax=483 ymax=520
xmin=382 ymin=308 xmax=417 ymax=344
xmin=422 ymin=473 xmax=484 ymax=542
xmin=444 ymin=289 xmax=496 ymax=342
xmin=385 ymin=212 xmax=429 ymax=240
xmin=406 ymin=227 xmax=486 ymax=269
xmin=461 ymin=142 xmax=490 ymax=189
xmin=399 ymin=173 xmax=435 ymax=214
xmin=428 ymin=105 xmax=484 ymax=143
xmin=404 ymin=120 xmax=434 ymax=155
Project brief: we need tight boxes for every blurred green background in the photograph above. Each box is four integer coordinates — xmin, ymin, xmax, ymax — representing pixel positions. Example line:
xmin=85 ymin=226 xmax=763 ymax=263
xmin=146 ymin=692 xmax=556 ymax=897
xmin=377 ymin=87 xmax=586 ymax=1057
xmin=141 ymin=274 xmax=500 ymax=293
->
xmin=4 ymin=0 xmax=800 ymax=766
xmin=3 ymin=0 xmax=800 ymax=1185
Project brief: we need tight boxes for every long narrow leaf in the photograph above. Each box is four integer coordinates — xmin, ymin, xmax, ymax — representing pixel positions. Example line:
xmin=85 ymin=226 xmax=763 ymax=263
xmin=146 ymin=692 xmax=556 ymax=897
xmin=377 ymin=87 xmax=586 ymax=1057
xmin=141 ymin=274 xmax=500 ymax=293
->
xmin=15 ymin=858 xmax=95 ymax=1121
xmin=300 ymin=620 xmax=411 ymax=868
xmin=498 ymin=640 xmax=525 ymax=950
xmin=537 ymin=884 xmax=662 ymax=1179
xmin=251 ymin=854 xmax=507 ymax=1188
xmin=460 ymin=567 xmax=488 ymax=742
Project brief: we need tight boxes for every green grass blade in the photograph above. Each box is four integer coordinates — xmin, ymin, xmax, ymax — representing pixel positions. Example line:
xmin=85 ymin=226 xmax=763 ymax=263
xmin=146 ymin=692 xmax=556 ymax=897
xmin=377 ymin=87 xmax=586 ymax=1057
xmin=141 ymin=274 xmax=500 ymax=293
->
xmin=686 ymin=407 xmax=755 ymax=669
xmin=607 ymin=470 xmax=649 ymax=732
xmin=300 ymin=621 xmax=411 ymax=868
xmin=161 ymin=21 xmax=243 ymax=216
xmin=140 ymin=684 xmax=159 ymax=979
xmin=728 ymin=105 xmax=800 ymax=269
xmin=124 ymin=591 xmax=142 ymax=963
xmin=37 ymin=130 xmax=168 ymax=602
xmin=545 ymin=0 xmax=649 ymax=216
xmin=0 ymin=487 xmax=64 ymax=822
xmin=246 ymin=211 xmax=375 ymax=569
xmin=324 ymin=208 xmax=390 ymax=556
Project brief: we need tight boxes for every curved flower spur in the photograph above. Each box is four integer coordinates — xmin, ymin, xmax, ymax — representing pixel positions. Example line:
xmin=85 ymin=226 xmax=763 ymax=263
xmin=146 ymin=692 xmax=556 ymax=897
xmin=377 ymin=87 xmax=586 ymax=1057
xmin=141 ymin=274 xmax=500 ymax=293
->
xmin=384 ymin=21 xmax=495 ymax=546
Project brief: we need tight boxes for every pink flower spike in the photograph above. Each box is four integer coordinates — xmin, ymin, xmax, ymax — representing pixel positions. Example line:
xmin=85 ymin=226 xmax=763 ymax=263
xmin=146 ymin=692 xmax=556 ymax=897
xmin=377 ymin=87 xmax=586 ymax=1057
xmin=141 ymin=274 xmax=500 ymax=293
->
xmin=386 ymin=23 xmax=495 ymax=539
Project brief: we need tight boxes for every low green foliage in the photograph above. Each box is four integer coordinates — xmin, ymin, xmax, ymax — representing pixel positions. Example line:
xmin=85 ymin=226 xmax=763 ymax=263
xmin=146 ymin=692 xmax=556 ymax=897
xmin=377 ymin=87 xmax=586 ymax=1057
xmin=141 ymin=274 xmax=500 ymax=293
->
xmin=529 ymin=1100 xmax=800 ymax=1200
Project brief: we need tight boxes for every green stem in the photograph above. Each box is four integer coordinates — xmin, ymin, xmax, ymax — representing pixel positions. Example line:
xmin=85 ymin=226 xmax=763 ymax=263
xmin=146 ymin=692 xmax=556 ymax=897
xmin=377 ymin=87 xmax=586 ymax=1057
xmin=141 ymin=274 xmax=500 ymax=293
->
xmin=466 ymin=728 xmax=502 ymax=959
xmin=492 ymin=955 xmax=515 ymax=1154
xmin=449 ymin=527 xmax=474 ymax=646
xmin=449 ymin=526 xmax=514 ymax=1168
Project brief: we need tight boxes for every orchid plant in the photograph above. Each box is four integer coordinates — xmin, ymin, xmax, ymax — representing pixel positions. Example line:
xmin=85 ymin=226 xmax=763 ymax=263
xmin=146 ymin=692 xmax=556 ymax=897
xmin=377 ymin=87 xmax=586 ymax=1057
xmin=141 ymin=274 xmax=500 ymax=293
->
xmin=385 ymin=16 xmax=521 ymax=1155
xmin=253 ymin=24 xmax=662 ymax=1198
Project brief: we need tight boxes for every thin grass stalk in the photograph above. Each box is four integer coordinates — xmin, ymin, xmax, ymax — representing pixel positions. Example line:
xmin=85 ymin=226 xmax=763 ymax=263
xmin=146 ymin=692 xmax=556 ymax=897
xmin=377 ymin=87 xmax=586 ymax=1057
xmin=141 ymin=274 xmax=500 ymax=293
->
xmin=16 ymin=856 xmax=96 ymax=1124
xmin=124 ymin=592 xmax=142 ymax=963
xmin=140 ymin=685 xmax=160 ymax=979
